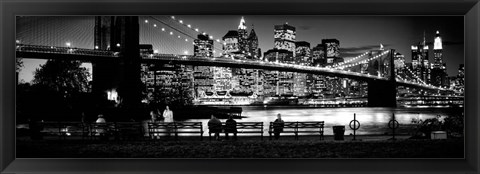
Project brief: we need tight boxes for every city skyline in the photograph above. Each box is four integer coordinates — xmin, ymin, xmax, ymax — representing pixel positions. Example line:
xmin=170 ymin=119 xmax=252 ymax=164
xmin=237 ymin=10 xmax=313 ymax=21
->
xmin=16 ymin=16 xmax=464 ymax=83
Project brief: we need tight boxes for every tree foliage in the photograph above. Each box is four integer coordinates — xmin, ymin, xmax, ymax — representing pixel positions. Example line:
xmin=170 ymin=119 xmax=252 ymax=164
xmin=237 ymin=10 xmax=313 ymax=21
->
xmin=33 ymin=60 xmax=91 ymax=97
xmin=16 ymin=58 xmax=24 ymax=72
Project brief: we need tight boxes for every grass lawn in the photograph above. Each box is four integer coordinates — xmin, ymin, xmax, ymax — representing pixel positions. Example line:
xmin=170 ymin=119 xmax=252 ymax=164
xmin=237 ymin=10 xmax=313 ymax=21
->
xmin=16 ymin=135 xmax=464 ymax=158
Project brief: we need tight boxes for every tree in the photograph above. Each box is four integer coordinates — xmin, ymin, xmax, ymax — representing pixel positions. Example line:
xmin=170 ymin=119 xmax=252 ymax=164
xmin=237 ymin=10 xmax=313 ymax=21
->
xmin=16 ymin=58 xmax=24 ymax=72
xmin=33 ymin=60 xmax=91 ymax=98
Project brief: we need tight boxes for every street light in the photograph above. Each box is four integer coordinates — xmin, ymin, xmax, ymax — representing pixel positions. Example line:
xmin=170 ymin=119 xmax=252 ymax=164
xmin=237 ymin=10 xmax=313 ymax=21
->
xmin=116 ymin=43 xmax=121 ymax=47
xmin=66 ymin=42 xmax=71 ymax=47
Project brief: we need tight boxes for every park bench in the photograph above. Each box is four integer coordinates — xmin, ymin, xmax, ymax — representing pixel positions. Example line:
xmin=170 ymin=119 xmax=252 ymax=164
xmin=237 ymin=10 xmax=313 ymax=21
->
xmin=148 ymin=122 xmax=175 ymax=140
xmin=148 ymin=122 xmax=203 ymax=140
xmin=36 ymin=121 xmax=62 ymax=139
xmin=208 ymin=122 xmax=264 ymax=141
xmin=58 ymin=121 xmax=89 ymax=140
xmin=113 ymin=122 xmax=145 ymax=141
xmin=36 ymin=121 xmax=89 ymax=140
xmin=207 ymin=122 xmax=223 ymax=141
xmin=268 ymin=121 xmax=324 ymax=140
xmin=173 ymin=122 xmax=203 ymax=140
xmin=233 ymin=122 xmax=264 ymax=140
xmin=89 ymin=122 xmax=116 ymax=140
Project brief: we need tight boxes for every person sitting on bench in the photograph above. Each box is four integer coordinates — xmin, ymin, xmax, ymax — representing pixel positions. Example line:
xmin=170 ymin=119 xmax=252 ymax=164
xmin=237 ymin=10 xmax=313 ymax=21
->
xmin=273 ymin=113 xmax=284 ymax=140
xmin=208 ymin=115 xmax=222 ymax=141
xmin=224 ymin=115 xmax=237 ymax=140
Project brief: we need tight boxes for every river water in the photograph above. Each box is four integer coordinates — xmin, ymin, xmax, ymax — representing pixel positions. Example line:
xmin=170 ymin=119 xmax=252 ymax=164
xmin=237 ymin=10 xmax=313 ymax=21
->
xmin=184 ymin=106 xmax=464 ymax=136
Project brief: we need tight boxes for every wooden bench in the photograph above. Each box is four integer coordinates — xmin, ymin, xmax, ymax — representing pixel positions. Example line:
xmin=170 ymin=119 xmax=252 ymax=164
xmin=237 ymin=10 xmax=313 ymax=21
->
xmin=208 ymin=122 xmax=264 ymax=140
xmin=268 ymin=121 xmax=324 ymax=140
xmin=36 ymin=121 xmax=62 ymax=139
xmin=207 ymin=122 xmax=222 ymax=141
xmin=148 ymin=122 xmax=203 ymax=140
xmin=89 ymin=122 xmax=116 ymax=140
xmin=58 ymin=121 xmax=89 ymax=140
xmin=173 ymin=122 xmax=203 ymax=141
xmin=148 ymin=122 xmax=175 ymax=140
xmin=113 ymin=122 xmax=145 ymax=141
xmin=234 ymin=122 xmax=264 ymax=140
xmin=36 ymin=121 xmax=89 ymax=140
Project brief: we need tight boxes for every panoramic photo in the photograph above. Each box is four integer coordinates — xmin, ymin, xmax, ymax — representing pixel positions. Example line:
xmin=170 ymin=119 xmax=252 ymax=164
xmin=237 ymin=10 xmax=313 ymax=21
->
xmin=15 ymin=15 xmax=464 ymax=158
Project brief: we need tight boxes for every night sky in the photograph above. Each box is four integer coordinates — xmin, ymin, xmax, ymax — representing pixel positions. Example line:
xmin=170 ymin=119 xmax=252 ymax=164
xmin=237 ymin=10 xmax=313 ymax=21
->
xmin=16 ymin=16 xmax=464 ymax=83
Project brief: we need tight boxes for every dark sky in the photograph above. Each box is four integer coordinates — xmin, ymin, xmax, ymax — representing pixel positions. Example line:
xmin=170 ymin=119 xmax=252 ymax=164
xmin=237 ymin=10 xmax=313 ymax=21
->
xmin=17 ymin=16 xmax=464 ymax=82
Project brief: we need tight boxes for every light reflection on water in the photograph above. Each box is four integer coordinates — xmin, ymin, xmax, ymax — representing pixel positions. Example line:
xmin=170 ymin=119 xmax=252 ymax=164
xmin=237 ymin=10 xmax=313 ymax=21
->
xmin=184 ymin=106 xmax=463 ymax=136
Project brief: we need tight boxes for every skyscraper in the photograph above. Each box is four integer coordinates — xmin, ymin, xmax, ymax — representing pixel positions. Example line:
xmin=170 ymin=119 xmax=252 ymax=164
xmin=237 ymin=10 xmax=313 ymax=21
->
xmin=193 ymin=34 xmax=215 ymax=100
xmin=411 ymin=32 xmax=430 ymax=84
xmin=222 ymin=30 xmax=240 ymax=58
xmin=311 ymin=44 xmax=326 ymax=67
xmin=295 ymin=41 xmax=311 ymax=65
xmin=430 ymin=30 xmax=447 ymax=87
xmin=456 ymin=64 xmax=464 ymax=93
xmin=321 ymin=39 xmax=342 ymax=66
xmin=194 ymin=34 xmax=214 ymax=57
xmin=274 ymin=23 xmax=296 ymax=58
xmin=247 ymin=25 xmax=260 ymax=59
xmin=237 ymin=17 xmax=249 ymax=55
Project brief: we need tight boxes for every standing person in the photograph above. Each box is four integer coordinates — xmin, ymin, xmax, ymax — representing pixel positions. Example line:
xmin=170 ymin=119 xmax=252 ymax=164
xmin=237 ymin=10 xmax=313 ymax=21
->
xmin=150 ymin=111 xmax=157 ymax=123
xmin=273 ymin=113 xmax=284 ymax=140
xmin=208 ymin=115 xmax=222 ymax=141
xmin=163 ymin=106 xmax=174 ymax=137
xmin=224 ymin=115 xmax=237 ymax=140
xmin=81 ymin=112 xmax=86 ymax=125
xmin=163 ymin=106 xmax=173 ymax=122
xmin=149 ymin=110 xmax=159 ymax=138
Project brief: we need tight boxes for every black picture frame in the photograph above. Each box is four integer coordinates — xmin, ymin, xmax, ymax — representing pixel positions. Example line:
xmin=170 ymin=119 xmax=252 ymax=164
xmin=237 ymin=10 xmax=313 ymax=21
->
xmin=1 ymin=0 xmax=478 ymax=173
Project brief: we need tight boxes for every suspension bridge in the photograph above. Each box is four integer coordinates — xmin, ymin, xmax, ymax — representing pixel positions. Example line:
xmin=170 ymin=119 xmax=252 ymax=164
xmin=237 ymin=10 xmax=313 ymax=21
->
xmin=15 ymin=16 xmax=460 ymax=108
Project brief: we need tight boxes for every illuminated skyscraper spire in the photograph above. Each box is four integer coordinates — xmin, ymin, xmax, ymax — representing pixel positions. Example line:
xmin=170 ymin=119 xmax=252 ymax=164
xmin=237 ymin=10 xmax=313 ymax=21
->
xmin=434 ymin=30 xmax=443 ymax=50
xmin=423 ymin=30 xmax=426 ymax=46
xmin=238 ymin=16 xmax=247 ymax=30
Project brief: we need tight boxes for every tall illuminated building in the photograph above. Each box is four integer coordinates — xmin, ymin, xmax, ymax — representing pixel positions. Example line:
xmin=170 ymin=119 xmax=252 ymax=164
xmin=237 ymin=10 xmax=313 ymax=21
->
xmin=237 ymin=16 xmax=249 ymax=55
xmin=247 ymin=25 xmax=261 ymax=59
xmin=295 ymin=41 xmax=311 ymax=65
xmin=222 ymin=30 xmax=241 ymax=58
xmin=311 ymin=44 xmax=326 ymax=67
xmin=321 ymin=39 xmax=342 ymax=66
xmin=411 ymin=32 xmax=430 ymax=84
xmin=194 ymin=34 xmax=213 ymax=57
xmin=393 ymin=52 xmax=406 ymax=78
xmin=274 ymin=23 xmax=296 ymax=58
xmin=293 ymin=41 xmax=310 ymax=97
xmin=430 ymin=30 xmax=448 ymax=87
xmin=455 ymin=64 xmax=464 ymax=93
xmin=192 ymin=34 xmax=215 ymax=99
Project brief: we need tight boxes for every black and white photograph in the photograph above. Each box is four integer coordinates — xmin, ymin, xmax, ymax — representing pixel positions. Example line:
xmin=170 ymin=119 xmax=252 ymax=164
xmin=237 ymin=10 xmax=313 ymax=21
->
xmin=15 ymin=15 xmax=464 ymax=158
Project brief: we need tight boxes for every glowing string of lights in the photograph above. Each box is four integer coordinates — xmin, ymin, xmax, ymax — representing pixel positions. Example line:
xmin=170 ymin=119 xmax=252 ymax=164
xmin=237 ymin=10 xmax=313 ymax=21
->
xmin=331 ymin=51 xmax=370 ymax=68
xmin=168 ymin=16 xmax=224 ymax=44
xmin=143 ymin=17 xmax=223 ymax=55
xmin=335 ymin=50 xmax=390 ymax=69
xmin=404 ymin=66 xmax=427 ymax=85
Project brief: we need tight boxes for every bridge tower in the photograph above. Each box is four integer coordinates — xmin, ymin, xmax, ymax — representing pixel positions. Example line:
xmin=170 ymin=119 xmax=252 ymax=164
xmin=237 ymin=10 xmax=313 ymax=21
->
xmin=367 ymin=49 xmax=397 ymax=107
xmin=93 ymin=16 xmax=142 ymax=114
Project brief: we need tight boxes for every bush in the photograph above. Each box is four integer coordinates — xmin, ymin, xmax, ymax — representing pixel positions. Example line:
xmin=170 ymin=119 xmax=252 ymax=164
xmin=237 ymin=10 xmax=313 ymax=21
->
xmin=411 ymin=114 xmax=464 ymax=139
